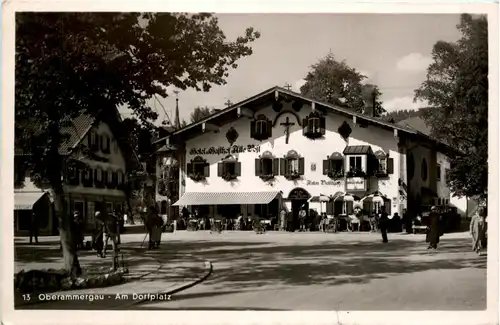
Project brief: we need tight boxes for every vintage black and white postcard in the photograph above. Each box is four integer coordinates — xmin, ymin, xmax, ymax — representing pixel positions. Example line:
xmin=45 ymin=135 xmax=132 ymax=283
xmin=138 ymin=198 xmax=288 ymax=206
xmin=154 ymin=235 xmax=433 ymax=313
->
xmin=1 ymin=1 xmax=498 ymax=325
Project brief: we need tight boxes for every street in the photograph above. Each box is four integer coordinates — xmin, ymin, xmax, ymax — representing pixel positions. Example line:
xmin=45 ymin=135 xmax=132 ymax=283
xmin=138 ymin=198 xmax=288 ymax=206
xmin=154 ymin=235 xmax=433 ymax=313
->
xmin=135 ymin=230 xmax=486 ymax=310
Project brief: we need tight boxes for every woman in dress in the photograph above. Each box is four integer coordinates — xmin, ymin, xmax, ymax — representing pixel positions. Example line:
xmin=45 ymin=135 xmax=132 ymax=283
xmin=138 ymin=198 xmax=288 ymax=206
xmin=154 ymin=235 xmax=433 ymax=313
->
xmin=470 ymin=207 xmax=487 ymax=256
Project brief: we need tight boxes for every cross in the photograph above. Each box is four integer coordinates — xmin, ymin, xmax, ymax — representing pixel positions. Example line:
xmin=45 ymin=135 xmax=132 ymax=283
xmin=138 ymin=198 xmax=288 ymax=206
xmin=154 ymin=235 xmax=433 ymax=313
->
xmin=342 ymin=80 xmax=349 ymax=91
xmin=284 ymin=83 xmax=292 ymax=91
xmin=280 ymin=117 xmax=295 ymax=144
xmin=224 ymin=99 xmax=233 ymax=107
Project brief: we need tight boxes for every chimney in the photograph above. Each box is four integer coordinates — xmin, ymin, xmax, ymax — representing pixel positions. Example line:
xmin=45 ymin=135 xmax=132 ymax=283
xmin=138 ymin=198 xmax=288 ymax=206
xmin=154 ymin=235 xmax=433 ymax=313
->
xmin=362 ymin=84 xmax=376 ymax=117
xmin=174 ymin=97 xmax=181 ymax=130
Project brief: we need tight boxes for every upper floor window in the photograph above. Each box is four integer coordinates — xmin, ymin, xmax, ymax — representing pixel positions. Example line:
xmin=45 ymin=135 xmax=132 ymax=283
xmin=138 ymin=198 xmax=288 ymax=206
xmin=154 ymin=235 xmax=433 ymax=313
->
xmin=65 ymin=164 xmax=80 ymax=186
xmin=348 ymin=156 xmax=363 ymax=174
xmin=302 ymin=111 xmax=325 ymax=139
xmin=218 ymin=155 xmax=241 ymax=181
xmin=280 ymin=150 xmax=304 ymax=180
xmin=106 ymin=168 xmax=116 ymax=189
xmin=323 ymin=152 xmax=344 ymax=179
xmin=445 ymin=168 xmax=450 ymax=183
xmin=421 ymin=158 xmax=428 ymax=181
xmin=187 ymin=156 xmax=209 ymax=182
xmin=436 ymin=164 xmax=441 ymax=181
xmin=82 ymin=167 xmax=94 ymax=187
xmin=88 ymin=131 xmax=99 ymax=151
xmin=250 ymin=115 xmax=272 ymax=141
xmin=117 ymin=170 xmax=124 ymax=185
xmin=94 ymin=166 xmax=105 ymax=188
xmin=101 ymin=134 xmax=111 ymax=154
xmin=255 ymin=151 xmax=278 ymax=180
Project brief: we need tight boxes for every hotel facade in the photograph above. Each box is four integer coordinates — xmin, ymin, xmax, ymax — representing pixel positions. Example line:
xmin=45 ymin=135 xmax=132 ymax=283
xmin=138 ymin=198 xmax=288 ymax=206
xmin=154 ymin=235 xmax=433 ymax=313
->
xmin=155 ymin=86 xmax=459 ymax=227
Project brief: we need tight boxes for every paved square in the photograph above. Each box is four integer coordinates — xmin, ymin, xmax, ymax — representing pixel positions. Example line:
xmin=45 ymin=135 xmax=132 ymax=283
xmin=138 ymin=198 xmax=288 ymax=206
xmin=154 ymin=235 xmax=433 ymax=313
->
xmin=138 ymin=231 xmax=486 ymax=310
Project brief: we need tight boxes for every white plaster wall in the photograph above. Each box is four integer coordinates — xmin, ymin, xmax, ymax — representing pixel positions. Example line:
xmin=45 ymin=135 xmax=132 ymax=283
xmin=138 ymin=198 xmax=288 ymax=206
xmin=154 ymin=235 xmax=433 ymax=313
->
xmin=182 ymin=102 xmax=402 ymax=213
xmin=407 ymin=142 xmax=432 ymax=200
xmin=436 ymin=152 xmax=451 ymax=200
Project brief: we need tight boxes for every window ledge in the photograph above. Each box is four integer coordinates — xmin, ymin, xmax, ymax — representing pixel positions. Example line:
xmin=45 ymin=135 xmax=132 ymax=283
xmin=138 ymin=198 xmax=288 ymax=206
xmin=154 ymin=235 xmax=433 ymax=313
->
xmin=259 ymin=174 xmax=275 ymax=181
xmin=221 ymin=173 xmax=238 ymax=181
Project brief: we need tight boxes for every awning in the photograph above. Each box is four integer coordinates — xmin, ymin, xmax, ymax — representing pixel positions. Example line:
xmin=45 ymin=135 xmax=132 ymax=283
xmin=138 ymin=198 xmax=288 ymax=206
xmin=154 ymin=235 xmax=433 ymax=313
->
xmin=173 ymin=191 xmax=280 ymax=206
xmin=343 ymin=145 xmax=373 ymax=155
xmin=15 ymin=192 xmax=47 ymax=210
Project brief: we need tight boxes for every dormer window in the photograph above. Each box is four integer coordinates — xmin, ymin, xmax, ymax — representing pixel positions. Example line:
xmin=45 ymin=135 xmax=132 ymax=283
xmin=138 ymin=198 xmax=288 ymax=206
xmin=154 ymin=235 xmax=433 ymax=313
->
xmin=255 ymin=151 xmax=279 ymax=180
xmin=343 ymin=145 xmax=373 ymax=178
xmin=187 ymin=156 xmax=209 ymax=182
xmin=280 ymin=150 xmax=304 ymax=180
xmin=250 ymin=115 xmax=272 ymax=141
xmin=348 ymin=156 xmax=364 ymax=177
xmin=323 ymin=152 xmax=344 ymax=179
xmin=302 ymin=111 xmax=325 ymax=139
xmin=218 ymin=155 xmax=241 ymax=181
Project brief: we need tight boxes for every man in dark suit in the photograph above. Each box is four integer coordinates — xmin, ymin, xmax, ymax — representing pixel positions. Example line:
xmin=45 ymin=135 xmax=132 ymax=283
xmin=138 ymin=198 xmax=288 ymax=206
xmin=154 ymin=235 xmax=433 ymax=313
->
xmin=379 ymin=206 xmax=389 ymax=243
xmin=426 ymin=206 xmax=441 ymax=249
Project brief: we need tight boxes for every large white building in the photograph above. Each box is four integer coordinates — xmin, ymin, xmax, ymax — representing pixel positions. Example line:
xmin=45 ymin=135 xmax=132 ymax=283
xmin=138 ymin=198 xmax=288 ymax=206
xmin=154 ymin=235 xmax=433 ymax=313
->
xmin=156 ymin=86 xmax=461 ymax=229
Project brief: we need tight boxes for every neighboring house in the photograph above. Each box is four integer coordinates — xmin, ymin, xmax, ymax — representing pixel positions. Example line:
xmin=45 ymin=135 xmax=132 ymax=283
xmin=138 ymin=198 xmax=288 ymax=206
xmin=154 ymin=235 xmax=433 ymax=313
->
xmin=155 ymin=86 xmax=458 ymax=226
xmin=14 ymin=109 xmax=141 ymax=235
xmin=397 ymin=116 xmax=469 ymax=217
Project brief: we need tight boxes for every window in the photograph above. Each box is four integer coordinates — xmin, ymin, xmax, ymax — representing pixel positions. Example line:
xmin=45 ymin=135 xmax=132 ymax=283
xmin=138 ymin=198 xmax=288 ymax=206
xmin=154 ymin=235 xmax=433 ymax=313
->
xmin=88 ymin=131 xmax=98 ymax=151
xmin=287 ymin=159 xmax=299 ymax=174
xmin=101 ymin=134 xmax=111 ymax=153
xmin=303 ymin=111 xmax=325 ymax=139
xmin=349 ymin=156 xmax=362 ymax=171
xmin=82 ymin=167 xmax=93 ymax=187
xmin=436 ymin=164 xmax=441 ymax=181
xmin=218 ymin=156 xmax=241 ymax=180
xmin=445 ymin=168 xmax=450 ymax=183
xmin=187 ymin=156 xmax=210 ymax=180
xmin=280 ymin=150 xmax=304 ymax=179
xmin=65 ymin=164 xmax=80 ymax=185
xmin=113 ymin=140 xmax=119 ymax=153
xmin=255 ymin=151 xmax=278 ymax=179
xmin=250 ymin=115 xmax=272 ymax=141
xmin=421 ymin=158 xmax=428 ymax=181
xmin=117 ymin=170 xmax=124 ymax=185
xmin=261 ymin=158 xmax=273 ymax=175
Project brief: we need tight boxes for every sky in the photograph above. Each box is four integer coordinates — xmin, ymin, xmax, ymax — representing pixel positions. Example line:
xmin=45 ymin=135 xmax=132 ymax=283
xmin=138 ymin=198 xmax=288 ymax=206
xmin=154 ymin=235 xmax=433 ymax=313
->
xmin=119 ymin=13 xmax=463 ymax=125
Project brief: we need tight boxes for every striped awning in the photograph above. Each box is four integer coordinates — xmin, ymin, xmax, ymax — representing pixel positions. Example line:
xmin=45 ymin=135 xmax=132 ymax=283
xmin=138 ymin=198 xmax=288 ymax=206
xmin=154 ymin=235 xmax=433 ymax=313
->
xmin=173 ymin=191 xmax=280 ymax=206
xmin=14 ymin=192 xmax=47 ymax=210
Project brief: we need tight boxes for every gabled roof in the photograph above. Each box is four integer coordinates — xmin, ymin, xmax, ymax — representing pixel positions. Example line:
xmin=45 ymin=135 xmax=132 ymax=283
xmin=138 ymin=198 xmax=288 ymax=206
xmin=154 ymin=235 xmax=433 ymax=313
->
xmin=15 ymin=108 xmax=142 ymax=171
xmin=154 ymin=86 xmax=419 ymax=145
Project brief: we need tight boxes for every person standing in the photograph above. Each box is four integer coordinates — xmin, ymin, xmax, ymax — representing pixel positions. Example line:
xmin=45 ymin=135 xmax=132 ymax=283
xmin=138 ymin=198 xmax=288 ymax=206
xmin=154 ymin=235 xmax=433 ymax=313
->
xmin=379 ymin=206 xmax=389 ymax=243
xmin=299 ymin=207 xmax=307 ymax=232
xmin=470 ymin=207 xmax=487 ymax=256
xmin=73 ymin=211 xmax=84 ymax=250
xmin=280 ymin=208 xmax=287 ymax=231
xmin=93 ymin=211 xmax=105 ymax=258
xmin=29 ymin=211 xmax=39 ymax=245
xmin=426 ymin=206 xmax=441 ymax=249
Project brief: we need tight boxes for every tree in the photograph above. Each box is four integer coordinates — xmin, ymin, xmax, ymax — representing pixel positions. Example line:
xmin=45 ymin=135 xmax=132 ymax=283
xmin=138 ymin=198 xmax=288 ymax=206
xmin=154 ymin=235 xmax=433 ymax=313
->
xmin=382 ymin=108 xmax=428 ymax=123
xmin=414 ymin=14 xmax=488 ymax=202
xmin=15 ymin=12 xmax=260 ymax=275
xmin=181 ymin=119 xmax=188 ymax=128
xmin=300 ymin=53 xmax=386 ymax=116
xmin=190 ymin=106 xmax=215 ymax=123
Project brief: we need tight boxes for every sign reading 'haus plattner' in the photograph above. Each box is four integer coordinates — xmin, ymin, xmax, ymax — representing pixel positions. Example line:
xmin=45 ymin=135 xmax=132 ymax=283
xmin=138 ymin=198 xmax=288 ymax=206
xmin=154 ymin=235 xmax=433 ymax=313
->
xmin=189 ymin=145 xmax=261 ymax=156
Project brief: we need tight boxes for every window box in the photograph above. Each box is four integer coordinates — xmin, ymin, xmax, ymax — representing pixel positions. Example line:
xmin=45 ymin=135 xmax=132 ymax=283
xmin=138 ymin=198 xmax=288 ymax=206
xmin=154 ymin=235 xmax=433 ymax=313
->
xmin=250 ymin=115 xmax=272 ymax=141
xmin=328 ymin=170 xmax=345 ymax=179
xmin=302 ymin=112 xmax=325 ymax=139
xmin=347 ymin=168 xmax=367 ymax=178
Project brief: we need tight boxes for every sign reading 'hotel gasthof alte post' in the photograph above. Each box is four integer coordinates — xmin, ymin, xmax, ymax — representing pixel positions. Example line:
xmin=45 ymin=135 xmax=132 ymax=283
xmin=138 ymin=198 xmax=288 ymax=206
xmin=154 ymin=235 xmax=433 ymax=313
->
xmin=189 ymin=144 xmax=261 ymax=156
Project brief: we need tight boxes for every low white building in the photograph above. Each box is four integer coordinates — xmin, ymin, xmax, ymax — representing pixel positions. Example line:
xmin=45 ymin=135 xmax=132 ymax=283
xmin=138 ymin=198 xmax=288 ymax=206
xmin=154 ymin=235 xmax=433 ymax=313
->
xmin=157 ymin=86 xmax=457 ymax=229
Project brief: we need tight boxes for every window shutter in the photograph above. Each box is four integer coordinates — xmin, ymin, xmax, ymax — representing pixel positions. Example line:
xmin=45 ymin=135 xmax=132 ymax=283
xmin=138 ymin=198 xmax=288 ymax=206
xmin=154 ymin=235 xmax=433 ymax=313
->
xmin=250 ymin=121 xmax=256 ymax=139
xmin=385 ymin=200 xmax=391 ymax=215
xmin=298 ymin=157 xmax=305 ymax=175
xmin=106 ymin=137 xmax=111 ymax=152
xmin=273 ymin=158 xmax=279 ymax=175
xmin=103 ymin=170 xmax=108 ymax=184
xmin=320 ymin=116 xmax=326 ymax=135
xmin=387 ymin=158 xmax=394 ymax=174
xmin=326 ymin=201 xmax=333 ymax=215
xmin=266 ymin=120 xmax=273 ymax=138
xmin=204 ymin=164 xmax=210 ymax=177
xmin=255 ymin=159 xmax=262 ymax=176
xmin=279 ymin=158 xmax=286 ymax=176
xmin=235 ymin=162 xmax=241 ymax=176
xmin=217 ymin=162 xmax=224 ymax=177
xmin=186 ymin=163 xmax=193 ymax=176
xmin=302 ymin=118 xmax=308 ymax=135
xmin=323 ymin=160 xmax=329 ymax=175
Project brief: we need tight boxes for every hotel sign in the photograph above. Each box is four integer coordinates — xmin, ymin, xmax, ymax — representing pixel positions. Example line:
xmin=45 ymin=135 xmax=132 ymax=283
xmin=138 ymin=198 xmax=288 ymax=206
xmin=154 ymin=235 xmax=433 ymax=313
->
xmin=306 ymin=180 xmax=342 ymax=186
xmin=345 ymin=177 xmax=368 ymax=191
xmin=189 ymin=144 xmax=261 ymax=156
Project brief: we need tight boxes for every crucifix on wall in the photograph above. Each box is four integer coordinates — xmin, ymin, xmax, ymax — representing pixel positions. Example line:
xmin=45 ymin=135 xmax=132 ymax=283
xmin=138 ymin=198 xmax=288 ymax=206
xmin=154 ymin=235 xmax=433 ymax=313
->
xmin=280 ymin=116 xmax=295 ymax=144
xmin=284 ymin=83 xmax=292 ymax=91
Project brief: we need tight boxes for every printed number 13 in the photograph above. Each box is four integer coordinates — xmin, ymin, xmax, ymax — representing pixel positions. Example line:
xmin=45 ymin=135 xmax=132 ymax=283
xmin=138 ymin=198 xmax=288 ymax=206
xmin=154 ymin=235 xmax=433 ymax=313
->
xmin=23 ymin=294 xmax=31 ymax=301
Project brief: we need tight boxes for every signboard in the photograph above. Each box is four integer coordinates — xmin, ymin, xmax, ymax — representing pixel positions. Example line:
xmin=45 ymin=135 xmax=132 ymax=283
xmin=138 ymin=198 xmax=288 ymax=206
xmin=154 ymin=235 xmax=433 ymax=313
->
xmin=306 ymin=180 xmax=342 ymax=186
xmin=345 ymin=177 xmax=367 ymax=191
xmin=189 ymin=144 xmax=261 ymax=156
